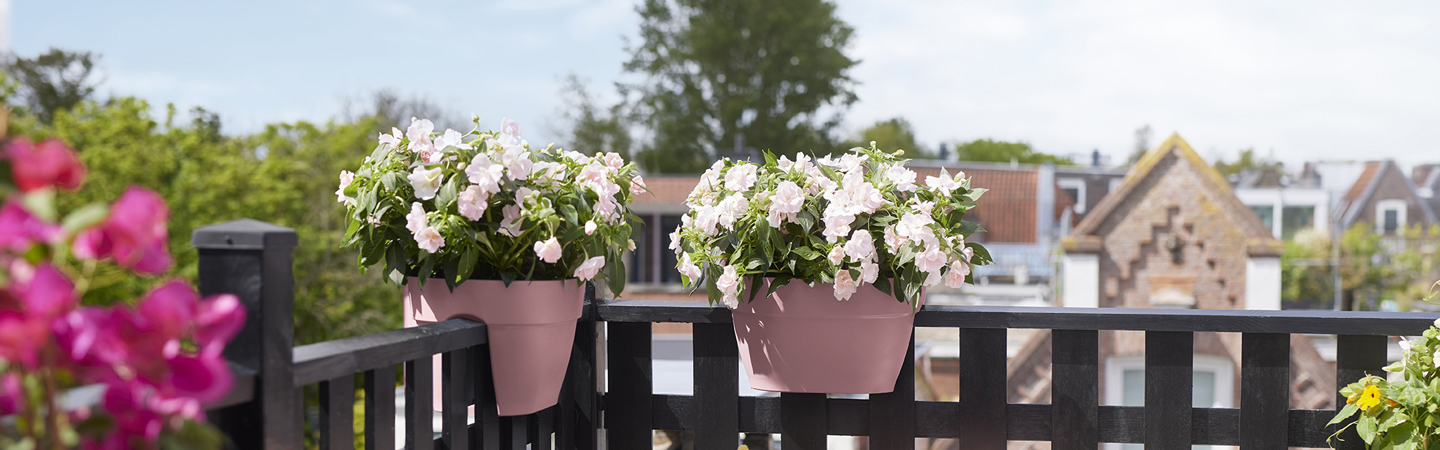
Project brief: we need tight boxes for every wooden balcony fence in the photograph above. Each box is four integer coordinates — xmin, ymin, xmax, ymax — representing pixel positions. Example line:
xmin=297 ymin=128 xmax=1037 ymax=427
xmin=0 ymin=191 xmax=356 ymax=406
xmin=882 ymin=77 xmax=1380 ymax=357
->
xmin=194 ymin=219 xmax=1438 ymax=450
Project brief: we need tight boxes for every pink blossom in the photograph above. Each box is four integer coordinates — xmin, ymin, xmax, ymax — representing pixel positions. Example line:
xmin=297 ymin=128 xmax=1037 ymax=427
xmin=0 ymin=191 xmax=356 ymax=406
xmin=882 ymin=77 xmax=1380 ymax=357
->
xmin=378 ymin=128 xmax=403 ymax=146
xmin=0 ymin=312 xmax=50 ymax=368
xmin=415 ymin=226 xmax=445 ymax=253
xmin=833 ymin=269 xmax=858 ymax=301
xmin=405 ymin=202 xmax=428 ymax=233
xmin=827 ymin=245 xmax=845 ymax=265
xmin=457 ymin=185 xmax=490 ymax=221
xmin=6 ymin=137 xmax=85 ymax=192
xmin=465 ymin=153 xmax=506 ymax=194
xmin=860 ymin=260 xmax=879 ymax=284
xmin=0 ymin=201 xmax=60 ymax=251
xmin=724 ymin=164 xmax=757 ymax=192
xmin=836 ymin=153 xmax=868 ymax=173
xmin=585 ymin=220 xmax=597 ymax=235
xmin=194 ymin=293 xmax=245 ymax=355
xmin=603 ymin=152 xmax=625 ymax=170
xmin=73 ymin=187 xmax=173 ymax=275
xmin=886 ymin=164 xmax=917 ymax=192
xmin=678 ymin=254 xmax=702 ymax=282
xmin=406 ymin=118 xmax=436 ymax=155
xmin=0 ymin=373 xmax=21 ymax=415
xmin=499 ymin=204 xmax=523 ymax=237
xmin=335 ymin=170 xmax=355 ymax=204
xmin=534 ymin=237 xmax=563 ymax=264
xmin=435 ymin=129 xmax=472 ymax=151
xmin=916 ymin=245 xmax=948 ymax=274
xmin=573 ymin=256 xmax=605 ymax=281
xmin=844 ymin=230 xmax=876 ymax=262
xmin=500 ymin=118 xmax=522 ymax=139
xmin=716 ymin=264 xmax=740 ymax=308
xmin=166 ymin=354 xmax=233 ymax=404
xmin=630 ymin=176 xmax=647 ymax=195
xmin=407 ymin=166 xmax=443 ymax=200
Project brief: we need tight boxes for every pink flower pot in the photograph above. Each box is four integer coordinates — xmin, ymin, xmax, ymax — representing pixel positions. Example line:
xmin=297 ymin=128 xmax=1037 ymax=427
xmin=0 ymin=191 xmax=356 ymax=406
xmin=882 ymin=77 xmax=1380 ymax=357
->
xmin=732 ymin=280 xmax=920 ymax=394
xmin=403 ymin=278 xmax=582 ymax=416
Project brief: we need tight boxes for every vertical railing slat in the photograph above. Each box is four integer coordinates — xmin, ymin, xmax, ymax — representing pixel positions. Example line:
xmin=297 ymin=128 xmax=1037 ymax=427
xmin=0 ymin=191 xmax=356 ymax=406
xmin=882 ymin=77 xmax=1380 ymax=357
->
xmin=319 ymin=375 xmax=355 ymax=450
xmin=364 ymin=366 xmax=396 ymax=450
xmin=405 ymin=357 xmax=435 ymax=450
xmin=472 ymin=345 xmax=501 ymax=449
xmin=533 ymin=408 xmax=553 ymax=449
xmin=693 ymin=322 xmax=740 ymax=450
xmin=870 ymin=330 xmax=916 ymax=449
xmin=608 ymin=322 xmax=654 ymax=448
xmin=781 ymin=393 xmax=827 ymax=449
xmin=500 ymin=416 xmax=527 ymax=450
xmin=561 ymin=316 xmax=600 ymax=450
xmin=1145 ymin=331 xmax=1193 ymax=449
xmin=1051 ymin=329 xmax=1098 ymax=450
xmin=442 ymin=350 xmax=470 ymax=450
xmin=957 ymin=327 xmax=1007 ymax=449
xmin=1334 ymin=335 xmax=1388 ymax=450
xmin=1241 ymin=332 xmax=1289 ymax=450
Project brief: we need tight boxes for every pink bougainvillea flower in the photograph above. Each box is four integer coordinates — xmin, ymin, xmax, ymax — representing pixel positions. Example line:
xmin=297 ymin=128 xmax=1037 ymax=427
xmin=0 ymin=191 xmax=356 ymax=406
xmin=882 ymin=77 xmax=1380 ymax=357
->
xmin=136 ymin=281 xmax=197 ymax=339
xmin=0 ymin=372 xmax=22 ymax=416
xmin=0 ymin=312 xmax=49 ymax=367
xmin=14 ymin=264 xmax=77 ymax=319
xmin=73 ymin=186 xmax=173 ymax=274
xmin=0 ymin=201 xmax=60 ymax=251
xmin=99 ymin=381 xmax=165 ymax=447
xmin=194 ymin=293 xmax=245 ymax=355
xmin=5 ymin=137 xmax=86 ymax=192
xmin=165 ymin=353 xmax=233 ymax=404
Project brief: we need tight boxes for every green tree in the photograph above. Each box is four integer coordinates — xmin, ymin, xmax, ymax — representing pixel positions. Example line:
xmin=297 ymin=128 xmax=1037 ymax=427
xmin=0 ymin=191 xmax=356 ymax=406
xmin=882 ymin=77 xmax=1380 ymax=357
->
xmin=951 ymin=138 xmax=1073 ymax=165
xmin=1213 ymin=147 xmax=1283 ymax=181
xmin=1282 ymin=225 xmax=1440 ymax=311
xmin=558 ymin=74 xmax=633 ymax=160
xmin=1125 ymin=124 xmax=1151 ymax=165
xmin=2 ymin=48 xmax=102 ymax=124
xmin=626 ymin=0 xmax=859 ymax=173
xmin=840 ymin=117 xmax=932 ymax=158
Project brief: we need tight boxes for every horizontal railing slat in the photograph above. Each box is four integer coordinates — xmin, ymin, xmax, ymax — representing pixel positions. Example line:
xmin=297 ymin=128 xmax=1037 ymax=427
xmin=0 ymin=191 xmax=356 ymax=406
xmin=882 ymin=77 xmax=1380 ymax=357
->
xmin=596 ymin=300 xmax=1440 ymax=334
xmin=647 ymin=394 xmax=1333 ymax=446
xmin=292 ymin=318 xmax=487 ymax=386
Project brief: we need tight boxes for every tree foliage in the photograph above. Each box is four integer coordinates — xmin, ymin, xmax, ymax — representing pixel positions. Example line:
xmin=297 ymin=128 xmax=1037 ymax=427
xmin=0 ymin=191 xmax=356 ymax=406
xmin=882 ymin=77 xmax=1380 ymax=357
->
xmin=1282 ymin=225 xmax=1440 ymax=311
xmin=625 ymin=0 xmax=859 ymax=173
xmin=1213 ymin=147 xmax=1283 ymax=180
xmin=558 ymin=75 xmax=633 ymax=160
xmin=839 ymin=117 xmax=932 ymax=159
xmin=951 ymin=138 xmax=1074 ymax=165
xmin=3 ymin=48 xmax=102 ymax=124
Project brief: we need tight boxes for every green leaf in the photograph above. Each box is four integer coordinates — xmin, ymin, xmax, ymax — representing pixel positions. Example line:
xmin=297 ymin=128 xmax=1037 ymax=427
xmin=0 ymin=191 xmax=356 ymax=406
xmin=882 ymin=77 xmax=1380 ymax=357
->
xmin=458 ymin=248 xmax=478 ymax=282
xmin=436 ymin=176 xmax=458 ymax=209
xmin=966 ymin=243 xmax=994 ymax=265
xmin=417 ymin=255 xmax=435 ymax=289
xmin=964 ymin=187 xmax=988 ymax=202
xmin=766 ymin=275 xmax=792 ymax=297
xmin=381 ymin=172 xmax=401 ymax=192
xmin=1358 ymin=413 xmax=1377 ymax=444
xmin=605 ymin=249 xmax=626 ymax=297
xmin=746 ymin=274 xmax=764 ymax=303
xmin=21 ymin=188 xmax=57 ymax=222
xmin=559 ymin=204 xmax=579 ymax=225
xmin=443 ymin=256 xmax=460 ymax=291
xmin=60 ymin=203 xmax=108 ymax=236
xmin=792 ymin=247 xmax=821 ymax=261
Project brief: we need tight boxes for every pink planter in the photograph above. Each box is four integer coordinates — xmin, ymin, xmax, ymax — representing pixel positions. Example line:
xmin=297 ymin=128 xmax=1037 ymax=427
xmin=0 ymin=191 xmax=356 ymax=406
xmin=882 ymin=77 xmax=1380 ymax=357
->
xmin=403 ymin=278 xmax=582 ymax=416
xmin=732 ymin=280 xmax=920 ymax=394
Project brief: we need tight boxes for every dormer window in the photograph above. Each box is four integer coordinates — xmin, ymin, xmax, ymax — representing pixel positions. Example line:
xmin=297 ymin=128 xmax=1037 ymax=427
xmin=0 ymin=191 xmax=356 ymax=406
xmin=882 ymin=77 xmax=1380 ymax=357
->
xmin=1376 ymin=199 xmax=1407 ymax=236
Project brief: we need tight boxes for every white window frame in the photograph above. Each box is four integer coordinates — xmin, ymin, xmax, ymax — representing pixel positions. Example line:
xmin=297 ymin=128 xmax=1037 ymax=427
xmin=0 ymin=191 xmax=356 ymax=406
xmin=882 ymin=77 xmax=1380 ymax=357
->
xmin=1103 ymin=354 xmax=1235 ymax=450
xmin=1375 ymin=199 xmax=1407 ymax=235
xmin=1057 ymin=178 xmax=1087 ymax=214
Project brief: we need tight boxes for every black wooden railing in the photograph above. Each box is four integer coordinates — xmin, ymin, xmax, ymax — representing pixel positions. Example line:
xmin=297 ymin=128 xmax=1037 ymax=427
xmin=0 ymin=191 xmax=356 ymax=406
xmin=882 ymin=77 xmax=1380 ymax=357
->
xmin=195 ymin=219 xmax=1439 ymax=449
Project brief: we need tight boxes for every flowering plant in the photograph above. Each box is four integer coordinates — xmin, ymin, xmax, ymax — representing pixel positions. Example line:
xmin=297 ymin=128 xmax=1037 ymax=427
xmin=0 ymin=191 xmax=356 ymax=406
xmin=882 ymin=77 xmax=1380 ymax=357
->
xmin=671 ymin=144 xmax=992 ymax=308
xmin=1329 ymin=281 xmax=1440 ymax=449
xmin=0 ymin=136 xmax=245 ymax=449
xmin=339 ymin=117 xmax=642 ymax=297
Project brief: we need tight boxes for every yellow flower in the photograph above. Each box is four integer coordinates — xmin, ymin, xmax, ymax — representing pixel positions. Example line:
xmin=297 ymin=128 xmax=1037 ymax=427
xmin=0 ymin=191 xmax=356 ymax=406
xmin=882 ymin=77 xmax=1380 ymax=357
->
xmin=1356 ymin=384 xmax=1382 ymax=411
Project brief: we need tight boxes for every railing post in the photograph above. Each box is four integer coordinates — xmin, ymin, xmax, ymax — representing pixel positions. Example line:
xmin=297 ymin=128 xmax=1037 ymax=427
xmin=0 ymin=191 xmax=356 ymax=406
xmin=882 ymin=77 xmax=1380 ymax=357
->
xmin=194 ymin=219 xmax=300 ymax=449
xmin=560 ymin=283 xmax=600 ymax=450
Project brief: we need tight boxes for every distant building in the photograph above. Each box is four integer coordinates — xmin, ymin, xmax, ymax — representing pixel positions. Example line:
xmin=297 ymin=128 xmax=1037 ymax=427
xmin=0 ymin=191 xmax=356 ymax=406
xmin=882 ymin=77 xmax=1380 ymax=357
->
xmin=1336 ymin=160 xmax=1437 ymax=235
xmin=1010 ymin=133 xmax=1335 ymax=425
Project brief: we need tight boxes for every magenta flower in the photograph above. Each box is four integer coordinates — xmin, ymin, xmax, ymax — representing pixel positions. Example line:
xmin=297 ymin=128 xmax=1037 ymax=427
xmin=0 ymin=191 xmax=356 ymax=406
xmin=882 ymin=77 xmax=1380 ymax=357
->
xmin=6 ymin=137 xmax=85 ymax=192
xmin=0 ymin=372 xmax=21 ymax=416
xmin=194 ymin=293 xmax=245 ymax=355
xmin=73 ymin=186 xmax=173 ymax=275
xmin=0 ymin=201 xmax=61 ymax=251
xmin=14 ymin=264 xmax=78 ymax=319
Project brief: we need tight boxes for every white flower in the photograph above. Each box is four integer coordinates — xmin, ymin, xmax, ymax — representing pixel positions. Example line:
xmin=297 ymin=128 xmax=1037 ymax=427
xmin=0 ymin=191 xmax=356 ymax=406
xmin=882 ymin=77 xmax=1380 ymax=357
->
xmin=678 ymin=254 xmax=702 ymax=282
xmin=378 ymin=128 xmax=402 ymax=147
xmin=778 ymin=155 xmax=795 ymax=171
xmin=499 ymin=204 xmax=523 ymax=237
xmin=1400 ymin=338 xmax=1412 ymax=353
xmin=435 ymin=128 xmax=472 ymax=151
xmin=604 ymin=152 xmax=625 ymax=170
xmin=944 ymin=261 xmax=971 ymax=288
xmin=836 ymin=153 xmax=868 ymax=173
xmin=844 ymin=230 xmax=876 ymax=262
xmin=500 ymin=118 xmax=522 ymax=139
xmin=415 ymin=226 xmax=446 ymax=253
xmin=585 ymin=220 xmax=597 ymax=235
xmin=1434 ymin=317 xmax=1440 ymax=329
xmin=574 ymin=256 xmax=605 ymax=281
xmin=465 ymin=153 xmax=506 ymax=195
xmin=534 ymin=237 xmax=563 ymax=263
xmin=693 ymin=204 xmax=721 ymax=236
xmin=925 ymin=169 xmax=962 ymax=192
xmin=922 ymin=269 xmax=942 ymax=287
xmin=408 ymin=166 xmax=444 ymax=200
xmin=631 ymin=176 xmax=647 ymax=195
xmin=884 ymin=227 xmax=905 ymax=253
xmin=406 ymin=203 xmax=428 ymax=233
xmin=842 ymin=171 xmax=886 ymax=213
xmin=716 ymin=195 xmax=750 ymax=231
xmin=817 ymin=154 xmax=838 ymax=167
xmin=822 ymin=210 xmax=854 ymax=242
xmin=669 ymin=227 xmax=683 ymax=252
xmin=577 ymin=161 xmax=607 ymax=186
xmin=717 ymin=264 xmax=741 ymax=309
xmin=406 ymin=118 xmax=436 ymax=156
xmin=860 ymin=259 xmax=879 ymax=284
xmin=531 ymin=161 xmax=565 ymax=185
xmin=1434 ymin=348 xmax=1440 ymax=369
xmin=767 ymin=181 xmax=804 ymax=228
xmin=458 ymin=185 xmax=490 ymax=221
xmin=725 ymin=163 xmax=758 ymax=192
xmin=915 ymin=201 xmax=935 ymax=216
xmin=833 ymin=269 xmax=858 ymax=301
xmin=499 ymin=145 xmax=532 ymax=180
xmin=827 ymin=246 xmax=845 ymax=265
xmin=916 ymin=244 xmax=948 ymax=274
xmin=886 ymin=164 xmax=917 ymax=192
xmin=336 ymin=170 xmax=355 ymax=204
xmin=896 ymin=213 xmax=934 ymax=243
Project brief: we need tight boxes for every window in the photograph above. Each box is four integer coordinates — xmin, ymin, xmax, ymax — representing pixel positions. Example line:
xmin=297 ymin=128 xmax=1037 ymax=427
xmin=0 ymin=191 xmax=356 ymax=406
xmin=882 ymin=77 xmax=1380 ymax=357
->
xmin=1376 ymin=199 xmax=1407 ymax=236
xmin=629 ymin=214 xmax=684 ymax=284
xmin=1057 ymin=178 xmax=1087 ymax=214
xmin=1106 ymin=354 xmax=1233 ymax=450
xmin=1250 ymin=205 xmax=1274 ymax=231
xmin=1280 ymin=206 xmax=1315 ymax=240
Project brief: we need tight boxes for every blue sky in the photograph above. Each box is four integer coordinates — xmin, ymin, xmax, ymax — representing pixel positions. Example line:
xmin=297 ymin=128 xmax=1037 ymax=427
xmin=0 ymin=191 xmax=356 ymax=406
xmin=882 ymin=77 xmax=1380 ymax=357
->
xmin=13 ymin=0 xmax=1440 ymax=168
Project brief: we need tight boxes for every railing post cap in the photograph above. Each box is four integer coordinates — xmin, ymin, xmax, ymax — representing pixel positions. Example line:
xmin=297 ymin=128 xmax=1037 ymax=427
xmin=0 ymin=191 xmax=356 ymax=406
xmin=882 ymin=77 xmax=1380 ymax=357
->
xmin=192 ymin=219 xmax=298 ymax=250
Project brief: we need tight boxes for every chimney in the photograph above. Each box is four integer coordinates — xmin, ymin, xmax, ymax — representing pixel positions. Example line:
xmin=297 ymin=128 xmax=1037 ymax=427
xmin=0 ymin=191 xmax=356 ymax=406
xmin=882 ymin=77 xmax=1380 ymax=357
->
xmin=1091 ymin=149 xmax=1101 ymax=167
xmin=1036 ymin=163 xmax=1055 ymax=244
xmin=938 ymin=143 xmax=950 ymax=161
